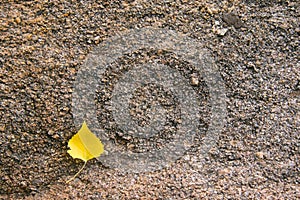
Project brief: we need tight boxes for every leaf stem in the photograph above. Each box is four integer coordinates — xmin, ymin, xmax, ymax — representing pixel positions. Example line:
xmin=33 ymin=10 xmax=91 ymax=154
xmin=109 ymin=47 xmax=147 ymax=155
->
xmin=66 ymin=161 xmax=87 ymax=183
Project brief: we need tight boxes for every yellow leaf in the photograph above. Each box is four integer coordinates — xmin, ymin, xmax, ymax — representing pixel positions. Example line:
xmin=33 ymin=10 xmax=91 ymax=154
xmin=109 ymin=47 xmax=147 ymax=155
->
xmin=66 ymin=121 xmax=104 ymax=183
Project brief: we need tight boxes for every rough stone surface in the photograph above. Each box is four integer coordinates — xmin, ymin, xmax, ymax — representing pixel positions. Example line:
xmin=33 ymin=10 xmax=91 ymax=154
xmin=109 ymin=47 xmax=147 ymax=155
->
xmin=0 ymin=0 xmax=299 ymax=199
